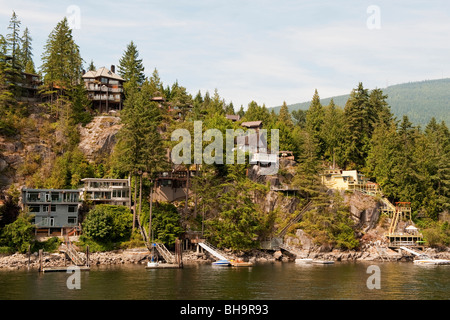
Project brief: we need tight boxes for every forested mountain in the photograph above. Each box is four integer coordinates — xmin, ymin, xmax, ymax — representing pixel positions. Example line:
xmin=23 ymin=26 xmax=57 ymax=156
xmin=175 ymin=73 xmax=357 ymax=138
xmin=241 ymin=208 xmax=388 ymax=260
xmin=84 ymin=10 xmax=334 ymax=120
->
xmin=273 ymin=79 xmax=450 ymax=127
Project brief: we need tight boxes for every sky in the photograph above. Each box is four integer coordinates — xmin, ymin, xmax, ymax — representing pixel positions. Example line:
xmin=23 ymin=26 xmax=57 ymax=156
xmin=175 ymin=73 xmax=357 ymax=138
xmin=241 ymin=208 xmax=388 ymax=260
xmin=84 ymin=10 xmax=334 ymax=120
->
xmin=1 ymin=0 xmax=449 ymax=110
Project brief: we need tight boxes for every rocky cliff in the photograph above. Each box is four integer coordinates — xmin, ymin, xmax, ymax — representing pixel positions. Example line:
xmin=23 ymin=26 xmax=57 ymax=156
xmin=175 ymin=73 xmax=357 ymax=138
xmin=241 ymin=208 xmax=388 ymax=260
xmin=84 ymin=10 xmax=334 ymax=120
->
xmin=78 ymin=116 xmax=122 ymax=162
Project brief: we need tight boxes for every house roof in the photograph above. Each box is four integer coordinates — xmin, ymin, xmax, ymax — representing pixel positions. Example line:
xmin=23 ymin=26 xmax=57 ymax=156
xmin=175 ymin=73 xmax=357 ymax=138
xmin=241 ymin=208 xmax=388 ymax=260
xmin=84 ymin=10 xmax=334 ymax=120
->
xmin=82 ymin=67 xmax=124 ymax=81
xmin=241 ymin=121 xmax=262 ymax=128
xmin=226 ymin=114 xmax=240 ymax=121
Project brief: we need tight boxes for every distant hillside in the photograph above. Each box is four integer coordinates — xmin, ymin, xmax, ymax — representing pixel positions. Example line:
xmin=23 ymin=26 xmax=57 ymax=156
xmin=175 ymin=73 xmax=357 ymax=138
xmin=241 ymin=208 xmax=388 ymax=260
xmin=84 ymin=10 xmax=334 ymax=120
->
xmin=272 ymin=79 xmax=450 ymax=126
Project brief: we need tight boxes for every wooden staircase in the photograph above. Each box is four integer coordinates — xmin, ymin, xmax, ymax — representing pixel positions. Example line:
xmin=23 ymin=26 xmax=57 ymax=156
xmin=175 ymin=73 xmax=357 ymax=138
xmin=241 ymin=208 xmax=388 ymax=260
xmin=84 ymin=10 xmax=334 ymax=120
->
xmin=277 ymin=201 xmax=313 ymax=238
xmin=61 ymin=229 xmax=86 ymax=266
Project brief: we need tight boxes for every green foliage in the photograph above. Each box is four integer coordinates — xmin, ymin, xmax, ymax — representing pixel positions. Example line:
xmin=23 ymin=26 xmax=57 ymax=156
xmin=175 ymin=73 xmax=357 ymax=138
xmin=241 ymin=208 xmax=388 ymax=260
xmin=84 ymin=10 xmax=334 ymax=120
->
xmin=113 ymin=86 xmax=166 ymax=175
xmin=118 ymin=41 xmax=145 ymax=89
xmin=40 ymin=17 xmax=82 ymax=87
xmin=299 ymin=193 xmax=359 ymax=250
xmin=417 ymin=219 xmax=450 ymax=248
xmin=0 ymin=214 xmax=35 ymax=253
xmin=82 ymin=205 xmax=133 ymax=245
xmin=43 ymin=148 xmax=95 ymax=189
xmin=141 ymin=202 xmax=184 ymax=247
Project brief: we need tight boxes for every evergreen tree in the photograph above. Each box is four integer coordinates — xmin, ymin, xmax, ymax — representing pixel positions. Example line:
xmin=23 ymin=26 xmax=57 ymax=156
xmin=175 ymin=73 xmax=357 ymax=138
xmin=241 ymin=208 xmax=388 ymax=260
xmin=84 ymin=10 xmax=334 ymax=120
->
xmin=118 ymin=41 xmax=145 ymax=90
xmin=146 ymin=68 xmax=164 ymax=97
xmin=342 ymin=83 xmax=370 ymax=169
xmin=19 ymin=27 xmax=35 ymax=73
xmin=278 ymin=101 xmax=293 ymax=128
xmin=40 ymin=17 xmax=83 ymax=88
xmin=320 ymin=99 xmax=345 ymax=167
xmin=306 ymin=89 xmax=325 ymax=156
xmin=87 ymin=59 xmax=96 ymax=71
xmin=169 ymin=81 xmax=193 ymax=121
xmin=6 ymin=11 xmax=21 ymax=69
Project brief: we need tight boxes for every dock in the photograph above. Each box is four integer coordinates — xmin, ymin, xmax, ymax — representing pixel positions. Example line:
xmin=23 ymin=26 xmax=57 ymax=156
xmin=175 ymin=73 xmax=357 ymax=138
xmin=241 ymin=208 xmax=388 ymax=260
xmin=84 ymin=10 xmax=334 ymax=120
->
xmin=145 ymin=263 xmax=181 ymax=269
xmin=42 ymin=266 xmax=91 ymax=273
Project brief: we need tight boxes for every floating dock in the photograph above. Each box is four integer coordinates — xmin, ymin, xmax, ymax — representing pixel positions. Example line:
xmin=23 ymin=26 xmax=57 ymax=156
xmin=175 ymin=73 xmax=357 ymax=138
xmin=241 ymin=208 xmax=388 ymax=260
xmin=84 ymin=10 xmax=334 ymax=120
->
xmin=145 ymin=263 xmax=182 ymax=269
xmin=41 ymin=266 xmax=91 ymax=273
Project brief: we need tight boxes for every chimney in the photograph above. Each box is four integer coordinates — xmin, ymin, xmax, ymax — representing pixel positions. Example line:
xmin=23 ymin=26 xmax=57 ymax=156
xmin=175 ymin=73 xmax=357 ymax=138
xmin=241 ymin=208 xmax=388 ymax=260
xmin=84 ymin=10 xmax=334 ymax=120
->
xmin=111 ymin=65 xmax=115 ymax=73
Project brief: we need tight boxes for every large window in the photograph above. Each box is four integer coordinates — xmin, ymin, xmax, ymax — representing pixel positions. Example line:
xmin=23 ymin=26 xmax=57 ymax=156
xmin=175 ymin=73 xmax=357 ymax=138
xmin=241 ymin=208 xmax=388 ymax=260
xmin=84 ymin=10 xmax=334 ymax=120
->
xmin=27 ymin=192 xmax=40 ymax=202
xmin=28 ymin=205 xmax=40 ymax=213
xmin=68 ymin=205 xmax=78 ymax=213
xmin=68 ymin=216 xmax=77 ymax=225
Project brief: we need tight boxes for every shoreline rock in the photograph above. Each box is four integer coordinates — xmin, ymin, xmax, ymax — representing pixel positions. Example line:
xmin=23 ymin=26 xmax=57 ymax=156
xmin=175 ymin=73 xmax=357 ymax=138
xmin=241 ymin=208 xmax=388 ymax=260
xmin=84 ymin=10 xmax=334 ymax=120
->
xmin=1 ymin=246 xmax=449 ymax=271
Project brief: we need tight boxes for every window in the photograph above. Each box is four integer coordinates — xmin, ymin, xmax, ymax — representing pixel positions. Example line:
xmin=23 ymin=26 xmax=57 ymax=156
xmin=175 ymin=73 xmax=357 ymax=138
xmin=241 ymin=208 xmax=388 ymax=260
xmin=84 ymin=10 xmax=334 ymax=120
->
xmin=29 ymin=205 xmax=40 ymax=213
xmin=68 ymin=205 xmax=78 ymax=213
xmin=27 ymin=192 xmax=40 ymax=201
xmin=51 ymin=192 xmax=60 ymax=202
xmin=51 ymin=205 xmax=56 ymax=212
xmin=68 ymin=217 xmax=77 ymax=224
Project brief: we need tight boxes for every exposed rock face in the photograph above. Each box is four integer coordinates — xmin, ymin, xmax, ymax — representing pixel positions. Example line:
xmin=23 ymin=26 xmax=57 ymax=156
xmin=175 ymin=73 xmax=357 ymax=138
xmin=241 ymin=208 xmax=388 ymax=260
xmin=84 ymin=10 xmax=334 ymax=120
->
xmin=343 ymin=191 xmax=381 ymax=232
xmin=78 ymin=116 xmax=122 ymax=162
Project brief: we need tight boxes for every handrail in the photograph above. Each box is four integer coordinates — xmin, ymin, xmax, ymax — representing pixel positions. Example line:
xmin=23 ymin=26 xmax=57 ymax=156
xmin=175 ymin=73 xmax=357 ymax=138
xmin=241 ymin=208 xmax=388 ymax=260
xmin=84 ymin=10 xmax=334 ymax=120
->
xmin=154 ymin=243 xmax=175 ymax=263
xmin=277 ymin=201 xmax=313 ymax=238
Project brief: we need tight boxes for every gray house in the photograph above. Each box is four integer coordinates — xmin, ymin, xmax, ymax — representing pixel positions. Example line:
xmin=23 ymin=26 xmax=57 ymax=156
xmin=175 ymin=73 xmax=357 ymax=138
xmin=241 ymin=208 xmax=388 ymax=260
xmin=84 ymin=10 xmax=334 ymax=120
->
xmin=79 ymin=178 xmax=131 ymax=207
xmin=21 ymin=188 xmax=81 ymax=236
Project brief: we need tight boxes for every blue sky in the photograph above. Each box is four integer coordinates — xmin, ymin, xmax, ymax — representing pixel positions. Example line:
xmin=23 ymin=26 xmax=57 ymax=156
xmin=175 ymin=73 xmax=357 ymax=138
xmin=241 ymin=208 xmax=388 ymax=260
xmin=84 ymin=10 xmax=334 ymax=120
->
xmin=1 ymin=0 xmax=449 ymax=109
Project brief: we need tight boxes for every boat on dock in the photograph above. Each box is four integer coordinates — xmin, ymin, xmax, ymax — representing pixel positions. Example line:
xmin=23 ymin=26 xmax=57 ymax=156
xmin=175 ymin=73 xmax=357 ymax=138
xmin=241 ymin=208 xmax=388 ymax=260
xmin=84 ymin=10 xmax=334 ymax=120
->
xmin=400 ymin=246 xmax=450 ymax=265
xmin=212 ymin=259 xmax=231 ymax=266
xmin=413 ymin=259 xmax=450 ymax=265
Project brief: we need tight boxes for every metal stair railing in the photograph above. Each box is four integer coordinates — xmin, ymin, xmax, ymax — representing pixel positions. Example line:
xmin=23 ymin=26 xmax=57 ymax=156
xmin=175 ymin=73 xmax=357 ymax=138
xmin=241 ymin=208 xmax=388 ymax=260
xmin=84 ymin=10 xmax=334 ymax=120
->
xmin=154 ymin=242 xmax=175 ymax=263
xmin=198 ymin=240 xmax=234 ymax=261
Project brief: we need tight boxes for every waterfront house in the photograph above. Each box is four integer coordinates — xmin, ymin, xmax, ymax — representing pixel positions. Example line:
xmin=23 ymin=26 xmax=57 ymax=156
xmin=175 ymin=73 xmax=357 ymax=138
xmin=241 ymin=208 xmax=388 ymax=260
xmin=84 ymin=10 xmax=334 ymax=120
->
xmin=82 ymin=65 xmax=125 ymax=113
xmin=79 ymin=178 xmax=131 ymax=207
xmin=153 ymin=165 xmax=198 ymax=202
xmin=320 ymin=169 xmax=372 ymax=192
xmin=21 ymin=188 xmax=81 ymax=237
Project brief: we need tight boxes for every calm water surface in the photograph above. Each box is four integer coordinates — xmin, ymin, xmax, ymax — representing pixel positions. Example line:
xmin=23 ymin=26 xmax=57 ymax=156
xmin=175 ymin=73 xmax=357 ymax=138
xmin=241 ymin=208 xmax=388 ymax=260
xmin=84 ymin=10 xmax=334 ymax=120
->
xmin=0 ymin=261 xmax=448 ymax=300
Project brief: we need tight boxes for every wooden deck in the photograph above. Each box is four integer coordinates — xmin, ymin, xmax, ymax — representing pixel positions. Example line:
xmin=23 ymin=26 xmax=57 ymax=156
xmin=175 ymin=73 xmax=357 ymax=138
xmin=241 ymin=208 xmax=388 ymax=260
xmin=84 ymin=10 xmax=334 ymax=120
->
xmin=41 ymin=266 xmax=91 ymax=273
xmin=145 ymin=263 xmax=182 ymax=269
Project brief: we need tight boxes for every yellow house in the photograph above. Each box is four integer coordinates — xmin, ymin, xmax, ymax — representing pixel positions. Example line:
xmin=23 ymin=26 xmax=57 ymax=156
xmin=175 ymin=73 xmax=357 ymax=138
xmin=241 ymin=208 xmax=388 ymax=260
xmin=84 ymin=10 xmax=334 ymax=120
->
xmin=321 ymin=169 xmax=372 ymax=191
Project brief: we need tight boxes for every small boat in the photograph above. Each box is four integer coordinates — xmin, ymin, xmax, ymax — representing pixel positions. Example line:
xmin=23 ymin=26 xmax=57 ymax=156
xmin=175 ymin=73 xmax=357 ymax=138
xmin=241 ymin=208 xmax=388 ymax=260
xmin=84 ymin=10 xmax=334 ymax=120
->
xmin=147 ymin=261 xmax=159 ymax=268
xmin=414 ymin=259 xmax=450 ymax=265
xmin=212 ymin=259 xmax=231 ymax=266
xmin=311 ymin=260 xmax=334 ymax=265
xmin=295 ymin=258 xmax=313 ymax=264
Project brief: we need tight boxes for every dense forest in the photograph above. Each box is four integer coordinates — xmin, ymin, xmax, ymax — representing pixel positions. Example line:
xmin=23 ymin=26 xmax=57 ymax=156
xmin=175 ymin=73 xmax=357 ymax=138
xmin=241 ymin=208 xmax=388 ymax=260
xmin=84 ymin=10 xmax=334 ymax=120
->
xmin=0 ymin=13 xmax=449 ymax=253
xmin=277 ymin=78 xmax=450 ymax=127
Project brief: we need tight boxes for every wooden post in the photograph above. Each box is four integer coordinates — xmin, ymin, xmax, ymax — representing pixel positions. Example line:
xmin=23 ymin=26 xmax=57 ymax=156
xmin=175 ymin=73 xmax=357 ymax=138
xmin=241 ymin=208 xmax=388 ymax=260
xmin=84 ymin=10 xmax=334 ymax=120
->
xmin=86 ymin=245 xmax=90 ymax=267
xmin=148 ymin=180 xmax=153 ymax=247
xmin=38 ymin=249 xmax=43 ymax=272
xmin=175 ymin=238 xmax=183 ymax=268
xmin=28 ymin=245 xmax=31 ymax=269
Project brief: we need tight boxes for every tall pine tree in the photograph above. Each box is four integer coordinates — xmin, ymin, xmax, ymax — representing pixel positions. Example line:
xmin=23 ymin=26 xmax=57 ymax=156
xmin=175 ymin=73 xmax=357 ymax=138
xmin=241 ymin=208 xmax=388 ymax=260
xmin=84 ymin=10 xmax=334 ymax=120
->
xmin=118 ymin=41 xmax=145 ymax=91
xmin=40 ymin=17 xmax=83 ymax=88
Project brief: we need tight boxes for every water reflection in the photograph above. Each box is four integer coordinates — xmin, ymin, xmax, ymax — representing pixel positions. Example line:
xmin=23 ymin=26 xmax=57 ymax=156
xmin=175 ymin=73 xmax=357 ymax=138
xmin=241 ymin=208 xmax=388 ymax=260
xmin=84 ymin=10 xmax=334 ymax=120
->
xmin=0 ymin=261 xmax=448 ymax=300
